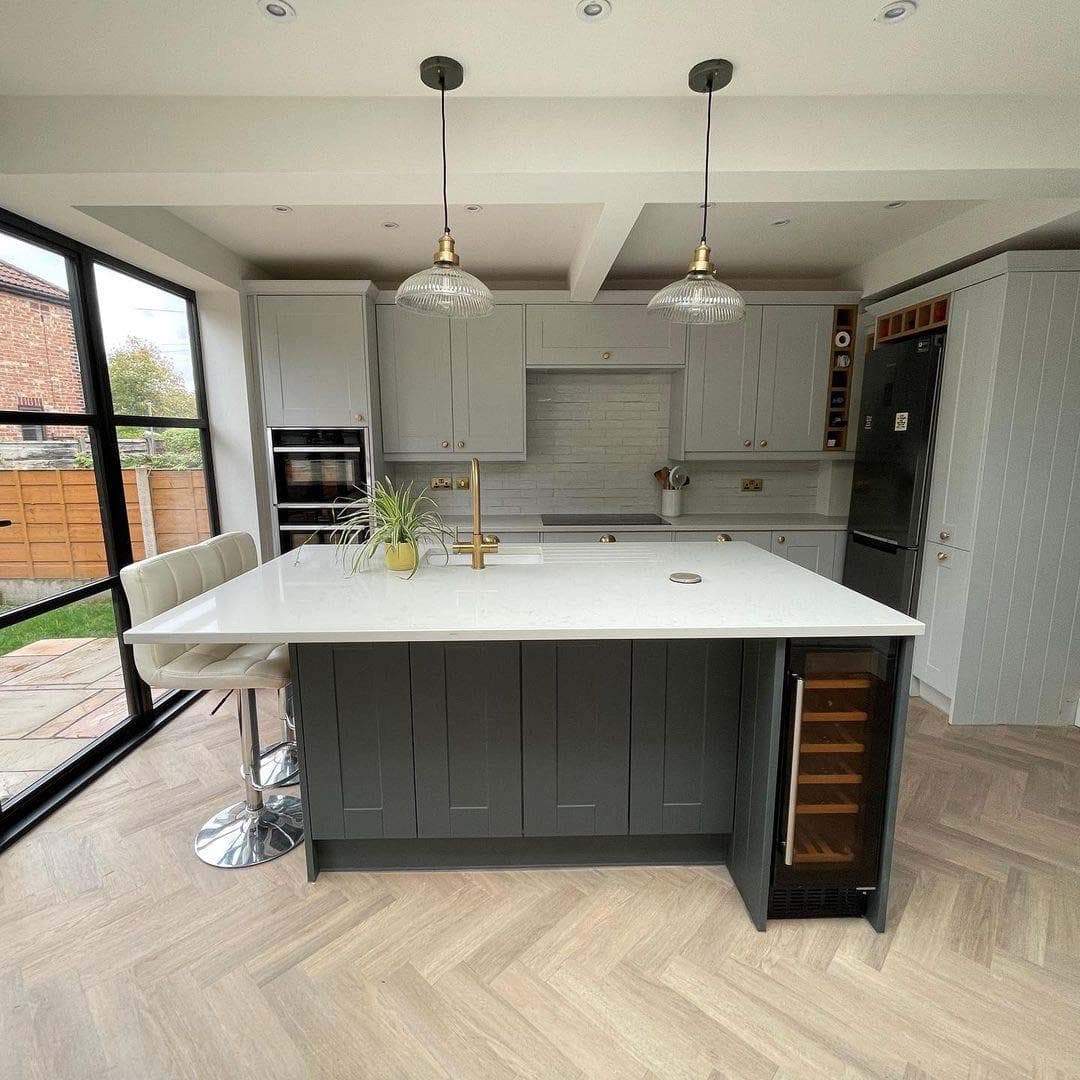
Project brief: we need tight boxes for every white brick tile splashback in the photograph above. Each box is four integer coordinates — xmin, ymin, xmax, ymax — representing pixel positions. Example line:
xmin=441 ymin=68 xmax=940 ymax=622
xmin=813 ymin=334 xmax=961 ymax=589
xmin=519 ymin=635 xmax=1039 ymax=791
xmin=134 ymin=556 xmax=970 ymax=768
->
xmin=391 ymin=371 xmax=821 ymax=516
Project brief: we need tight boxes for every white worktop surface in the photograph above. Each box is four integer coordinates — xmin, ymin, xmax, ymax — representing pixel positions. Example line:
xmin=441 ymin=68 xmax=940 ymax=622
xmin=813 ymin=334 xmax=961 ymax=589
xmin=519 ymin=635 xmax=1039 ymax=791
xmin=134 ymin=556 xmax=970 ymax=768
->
xmin=443 ymin=513 xmax=849 ymax=533
xmin=125 ymin=542 xmax=922 ymax=645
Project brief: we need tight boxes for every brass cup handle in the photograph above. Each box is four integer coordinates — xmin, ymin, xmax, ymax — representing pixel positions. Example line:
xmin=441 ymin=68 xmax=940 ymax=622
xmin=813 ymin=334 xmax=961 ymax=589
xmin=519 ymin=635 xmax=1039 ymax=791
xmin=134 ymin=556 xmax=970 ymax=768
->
xmin=716 ymin=533 xmax=733 ymax=542
xmin=939 ymin=530 xmax=950 ymax=540
xmin=482 ymin=534 xmax=500 ymax=545
xmin=776 ymin=534 xmax=786 ymax=544
xmin=441 ymin=440 xmax=450 ymax=448
xmin=937 ymin=551 xmax=949 ymax=561
xmin=599 ymin=533 xmax=617 ymax=543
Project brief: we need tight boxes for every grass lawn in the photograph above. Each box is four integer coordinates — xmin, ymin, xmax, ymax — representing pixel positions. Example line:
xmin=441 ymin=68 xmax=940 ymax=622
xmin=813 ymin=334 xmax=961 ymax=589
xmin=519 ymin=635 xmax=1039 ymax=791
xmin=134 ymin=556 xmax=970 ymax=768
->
xmin=0 ymin=597 xmax=117 ymax=656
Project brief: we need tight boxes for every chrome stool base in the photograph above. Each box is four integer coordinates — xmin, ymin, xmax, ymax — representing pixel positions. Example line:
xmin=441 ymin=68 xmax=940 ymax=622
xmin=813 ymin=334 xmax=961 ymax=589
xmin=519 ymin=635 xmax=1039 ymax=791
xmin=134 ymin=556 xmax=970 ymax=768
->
xmin=248 ymin=740 xmax=300 ymax=789
xmin=194 ymin=795 xmax=303 ymax=868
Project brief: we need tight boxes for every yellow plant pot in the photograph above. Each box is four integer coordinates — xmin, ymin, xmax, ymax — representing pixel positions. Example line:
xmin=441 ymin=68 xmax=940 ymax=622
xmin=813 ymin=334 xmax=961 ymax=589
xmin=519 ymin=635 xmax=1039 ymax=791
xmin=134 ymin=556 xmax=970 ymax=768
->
xmin=384 ymin=542 xmax=418 ymax=572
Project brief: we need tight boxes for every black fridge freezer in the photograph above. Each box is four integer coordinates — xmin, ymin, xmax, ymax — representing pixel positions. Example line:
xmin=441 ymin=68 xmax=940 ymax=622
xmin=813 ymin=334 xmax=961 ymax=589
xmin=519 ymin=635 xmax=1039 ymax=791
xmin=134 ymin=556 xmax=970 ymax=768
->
xmin=841 ymin=332 xmax=945 ymax=615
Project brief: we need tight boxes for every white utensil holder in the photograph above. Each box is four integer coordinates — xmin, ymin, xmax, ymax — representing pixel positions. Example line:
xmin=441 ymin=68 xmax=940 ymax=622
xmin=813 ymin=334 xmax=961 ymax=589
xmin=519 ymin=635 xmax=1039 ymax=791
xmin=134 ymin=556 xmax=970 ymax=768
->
xmin=661 ymin=489 xmax=683 ymax=518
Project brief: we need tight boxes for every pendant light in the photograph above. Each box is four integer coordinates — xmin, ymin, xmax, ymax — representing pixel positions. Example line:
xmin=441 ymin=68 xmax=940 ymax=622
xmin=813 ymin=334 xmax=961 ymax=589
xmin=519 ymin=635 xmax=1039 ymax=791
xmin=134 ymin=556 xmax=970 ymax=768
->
xmin=647 ymin=59 xmax=745 ymax=325
xmin=395 ymin=56 xmax=494 ymax=319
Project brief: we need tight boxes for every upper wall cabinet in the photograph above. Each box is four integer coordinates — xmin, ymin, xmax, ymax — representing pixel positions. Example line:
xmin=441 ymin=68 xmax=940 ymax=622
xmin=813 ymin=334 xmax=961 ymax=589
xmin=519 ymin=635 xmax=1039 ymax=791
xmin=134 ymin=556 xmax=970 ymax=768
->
xmin=754 ymin=305 xmax=834 ymax=452
xmin=526 ymin=304 xmax=687 ymax=368
xmin=256 ymin=294 xmax=374 ymax=427
xmin=669 ymin=304 xmax=834 ymax=458
xmin=378 ymin=305 xmax=526 ymax=460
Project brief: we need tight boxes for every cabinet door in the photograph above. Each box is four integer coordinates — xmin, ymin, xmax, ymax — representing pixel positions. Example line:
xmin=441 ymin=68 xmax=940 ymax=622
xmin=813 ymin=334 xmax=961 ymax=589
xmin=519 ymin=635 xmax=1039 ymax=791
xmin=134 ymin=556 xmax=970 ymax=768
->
xmin=377 ymin=306 xmax=453 ymax=455
xmin=450 ymin=306 xmax=526 ymax=454
xmin=755 ymin=306 xmax=833 ymax=451
xmin=924 ymin=276 xmax=1006 ymax=551
xmin=256 ymin=295 xmax=369 ymax=427
xmin=521 ymin=641 xmax=631 ymax=836
xmin=526 ymin=304 xmax=686 ymax=368
xmin=771 ymin=530 xmax=838 ymax=578
xmin=410 ymin=644 xmax=522 ymax=838
xmin=676 ymin=530 xmax=772 ymax=549
xmin=913 ymin=543 xmax=971 ymax=698
xmin=682 ymin=307 xmax=763 ymax=452
xmin=629 ymin=641 xmax=740 ymax=834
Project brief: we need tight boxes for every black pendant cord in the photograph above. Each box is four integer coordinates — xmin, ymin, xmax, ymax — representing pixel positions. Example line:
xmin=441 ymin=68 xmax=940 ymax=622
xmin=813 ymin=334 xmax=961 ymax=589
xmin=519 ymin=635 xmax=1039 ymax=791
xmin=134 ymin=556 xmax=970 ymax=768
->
xmin=441 ymin=76 xmax=451 ymax=237
xmin=700 ymin=84 xmax=713 ymax=244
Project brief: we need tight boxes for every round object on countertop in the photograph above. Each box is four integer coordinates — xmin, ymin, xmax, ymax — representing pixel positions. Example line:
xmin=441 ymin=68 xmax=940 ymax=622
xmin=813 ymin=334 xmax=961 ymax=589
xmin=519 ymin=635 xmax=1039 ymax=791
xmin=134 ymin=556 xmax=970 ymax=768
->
xmin=669 ymin=571 xmax=702 ymax=584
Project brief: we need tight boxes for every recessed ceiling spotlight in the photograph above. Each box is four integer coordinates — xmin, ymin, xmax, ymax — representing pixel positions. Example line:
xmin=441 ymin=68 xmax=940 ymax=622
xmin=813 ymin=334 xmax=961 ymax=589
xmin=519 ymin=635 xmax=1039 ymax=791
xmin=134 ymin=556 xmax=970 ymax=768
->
xmin=875 ymin=0 xmax=916 ymax=24
xmin=258 ymin=0 xmax=297 ymax=20
xmin=381 ymin=221 xmax=399 ymax=229
xmin=272 ymin=205 xmax=293 ymax=213
xmin=771 ymin=218 xmax=792 ymax=226
xmin=884 ymin=200 xmax=907 ymax=209
xmin=576 ymin=0 xmax=612 ymax=22
xmin=464 ymin=205 xmax=484 ymax=213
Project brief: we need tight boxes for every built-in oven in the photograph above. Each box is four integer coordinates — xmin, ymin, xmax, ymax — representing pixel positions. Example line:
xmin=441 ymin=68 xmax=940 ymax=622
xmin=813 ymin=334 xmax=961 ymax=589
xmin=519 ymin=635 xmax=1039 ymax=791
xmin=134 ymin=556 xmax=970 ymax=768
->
xmin=269 ymin=428 xmax=372 ymax=555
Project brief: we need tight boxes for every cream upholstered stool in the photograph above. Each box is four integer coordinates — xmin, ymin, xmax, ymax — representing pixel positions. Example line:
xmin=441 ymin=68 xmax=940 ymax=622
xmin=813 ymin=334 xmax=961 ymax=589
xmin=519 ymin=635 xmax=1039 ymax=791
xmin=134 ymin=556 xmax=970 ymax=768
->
xmin=120 ymin=532 xmax=303 ymax=867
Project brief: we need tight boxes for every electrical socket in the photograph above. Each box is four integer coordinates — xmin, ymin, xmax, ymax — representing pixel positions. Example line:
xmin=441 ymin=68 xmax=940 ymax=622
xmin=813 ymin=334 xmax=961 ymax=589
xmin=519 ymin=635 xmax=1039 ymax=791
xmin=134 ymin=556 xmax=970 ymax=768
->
xmin=740 ymin=478 xmax=764 ymax=493
xmin=430 ymin=476 xmax=451 ymax=491
xmin=455 ymin=477 xmax=471 ymax=491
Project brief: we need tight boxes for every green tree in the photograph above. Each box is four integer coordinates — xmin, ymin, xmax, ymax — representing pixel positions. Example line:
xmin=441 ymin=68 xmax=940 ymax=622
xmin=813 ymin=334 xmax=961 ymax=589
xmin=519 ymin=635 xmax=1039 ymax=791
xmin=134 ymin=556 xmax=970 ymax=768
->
xmin=107 ymin=337 xmax=195 ymax=420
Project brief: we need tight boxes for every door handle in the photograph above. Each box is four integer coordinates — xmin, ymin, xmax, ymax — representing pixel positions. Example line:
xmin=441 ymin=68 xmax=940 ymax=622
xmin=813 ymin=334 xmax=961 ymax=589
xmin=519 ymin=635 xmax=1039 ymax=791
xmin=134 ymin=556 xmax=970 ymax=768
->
xmin=716 ymin=533 xmax=732 ymax=542
xmin=937 ymin=550 xmax=949 ymax=561
xmin=784 ymin=674 xmax=805 ymax=866
xmin=938 ymin=530 xmax=950 ymax=541
xmin=599 ymin=533 xmax=617 ymax=543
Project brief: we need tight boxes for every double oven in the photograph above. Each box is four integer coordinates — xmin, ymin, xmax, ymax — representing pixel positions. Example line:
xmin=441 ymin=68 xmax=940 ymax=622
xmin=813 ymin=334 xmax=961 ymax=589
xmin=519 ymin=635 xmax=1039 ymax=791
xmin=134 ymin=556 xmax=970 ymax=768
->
xmin=269 ymin=428 xmax=373 ymax=553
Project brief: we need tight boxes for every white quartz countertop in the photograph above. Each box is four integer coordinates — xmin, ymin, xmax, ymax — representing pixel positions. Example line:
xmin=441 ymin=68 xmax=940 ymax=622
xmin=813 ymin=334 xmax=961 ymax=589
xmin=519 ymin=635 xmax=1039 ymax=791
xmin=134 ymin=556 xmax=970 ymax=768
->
xmin=442 ymin=513 xmax=848 ymax=533
xmin=125 ymin=542 xmax=921 ymax=645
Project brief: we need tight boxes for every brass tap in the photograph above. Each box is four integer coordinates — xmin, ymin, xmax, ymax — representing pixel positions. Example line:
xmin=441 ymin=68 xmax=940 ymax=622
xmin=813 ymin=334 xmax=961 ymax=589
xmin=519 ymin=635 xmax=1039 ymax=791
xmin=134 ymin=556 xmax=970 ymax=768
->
xmin=451 ymin=457 xmax=499 ymax=570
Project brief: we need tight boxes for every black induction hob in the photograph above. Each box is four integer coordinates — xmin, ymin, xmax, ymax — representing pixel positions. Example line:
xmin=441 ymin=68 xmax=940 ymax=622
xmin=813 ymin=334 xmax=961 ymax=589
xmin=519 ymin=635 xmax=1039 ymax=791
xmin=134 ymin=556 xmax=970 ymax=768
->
xmin=540 ymin=513 xmax=666 ymax=526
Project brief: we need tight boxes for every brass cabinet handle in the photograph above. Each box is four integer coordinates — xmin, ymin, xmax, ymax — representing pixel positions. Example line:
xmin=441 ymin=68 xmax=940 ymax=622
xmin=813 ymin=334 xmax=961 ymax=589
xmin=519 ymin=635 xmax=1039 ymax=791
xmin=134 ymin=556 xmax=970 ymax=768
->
xmin=482 ymin=534 xmax=500 ymax=545
xmin=759 ymin=439 xmax=769 ymax=447
xmin=717 ymin=533 xmax=733 ymax=542
xmin=776 ymin=534 xmax=786 ymax=544
xmin=601 ymin=351 xmax=612 ymax=360
xmin=458 ymin=441 xmax=465 ymax=449
xmin=743 ymin=439 xmax=752 ymax=447
xmin=354 ymin=412 xmax=364 ymax=422
xmin=937 ymin=550 xmax=949 ymax=561
xmin=939 ymin=530 xmax=950 ymax=541
xmin=441 ymin=440 xmax=450 ymax=448
xmin=599 ymin=533 xmax=617 ymax=543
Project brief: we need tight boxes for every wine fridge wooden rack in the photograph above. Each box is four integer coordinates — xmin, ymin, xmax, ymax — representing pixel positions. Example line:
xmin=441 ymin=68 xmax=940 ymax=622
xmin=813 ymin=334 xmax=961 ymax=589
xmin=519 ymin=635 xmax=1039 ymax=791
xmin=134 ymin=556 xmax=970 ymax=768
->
xmin=875 ymin=293 xmax=949 ymax=344
xmin=790 ymin=671 xmax=876 ymax=865
xmin=823 ymin=305 xmax=858 ymax=451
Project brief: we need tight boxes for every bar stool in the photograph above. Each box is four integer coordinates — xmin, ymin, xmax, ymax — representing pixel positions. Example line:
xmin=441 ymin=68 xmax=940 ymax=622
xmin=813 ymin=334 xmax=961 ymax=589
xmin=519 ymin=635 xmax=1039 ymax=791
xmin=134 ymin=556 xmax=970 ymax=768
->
xmin=120 ymin=532 xmax=303 ymax=867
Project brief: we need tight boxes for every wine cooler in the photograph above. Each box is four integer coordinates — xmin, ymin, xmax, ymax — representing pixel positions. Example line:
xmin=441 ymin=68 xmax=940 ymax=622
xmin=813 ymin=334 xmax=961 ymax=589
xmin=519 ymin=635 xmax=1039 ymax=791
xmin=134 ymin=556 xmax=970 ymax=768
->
xmin=769 ymin=638 xmax=901 ymax=920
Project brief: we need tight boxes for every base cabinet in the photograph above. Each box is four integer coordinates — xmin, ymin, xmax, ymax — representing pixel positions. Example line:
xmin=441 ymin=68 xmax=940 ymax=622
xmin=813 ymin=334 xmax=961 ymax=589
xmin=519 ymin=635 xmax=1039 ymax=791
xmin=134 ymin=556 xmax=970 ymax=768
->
xmin=770 ymin=530 xmax=840 ymax=579
xmin=912 ymin=543 xmax=970 ymax=698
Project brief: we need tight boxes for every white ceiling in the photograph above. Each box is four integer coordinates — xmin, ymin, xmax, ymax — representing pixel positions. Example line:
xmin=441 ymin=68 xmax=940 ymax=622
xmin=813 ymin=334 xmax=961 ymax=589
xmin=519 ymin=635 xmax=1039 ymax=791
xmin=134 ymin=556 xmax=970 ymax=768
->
xmin=609 ymin=201 xmax=981 ymax=282
xmin=169 ymin=204 xmax=600 ymax=283
xmin=3 ymin=1 xmax=1080 ymax=98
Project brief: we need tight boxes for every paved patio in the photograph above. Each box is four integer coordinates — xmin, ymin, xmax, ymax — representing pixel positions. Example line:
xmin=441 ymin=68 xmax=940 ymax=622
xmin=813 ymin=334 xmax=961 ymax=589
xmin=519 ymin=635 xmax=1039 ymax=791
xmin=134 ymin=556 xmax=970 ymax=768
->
xmin=0 ymin=636 xmax=128 ymax=805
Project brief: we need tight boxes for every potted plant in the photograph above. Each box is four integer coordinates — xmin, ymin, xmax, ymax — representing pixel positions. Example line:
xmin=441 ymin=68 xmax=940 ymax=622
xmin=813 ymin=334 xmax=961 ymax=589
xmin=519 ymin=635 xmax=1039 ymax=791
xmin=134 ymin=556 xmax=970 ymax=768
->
xmin=332 ymin=478 xmax=452 ymax=576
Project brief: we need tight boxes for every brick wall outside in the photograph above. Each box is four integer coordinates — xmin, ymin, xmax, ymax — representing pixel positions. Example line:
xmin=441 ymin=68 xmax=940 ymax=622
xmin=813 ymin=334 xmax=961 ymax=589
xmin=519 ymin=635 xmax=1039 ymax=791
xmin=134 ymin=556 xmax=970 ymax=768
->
xmin=0 ymin=289 xmax=85 ymax=440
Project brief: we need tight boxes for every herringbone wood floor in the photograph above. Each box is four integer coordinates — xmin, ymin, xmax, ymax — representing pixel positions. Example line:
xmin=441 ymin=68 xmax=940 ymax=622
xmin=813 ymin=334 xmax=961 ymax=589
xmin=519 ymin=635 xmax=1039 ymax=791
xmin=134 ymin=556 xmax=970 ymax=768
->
xmin=2 ymin=693 xmax=1079 ymax=1079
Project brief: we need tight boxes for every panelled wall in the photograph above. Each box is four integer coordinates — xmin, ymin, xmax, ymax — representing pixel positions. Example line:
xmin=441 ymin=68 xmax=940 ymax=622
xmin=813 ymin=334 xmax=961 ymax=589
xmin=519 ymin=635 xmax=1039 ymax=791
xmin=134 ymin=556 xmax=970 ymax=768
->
xmin=956 ymin=271 xmax=1080 ymax=727
xmin=392 ymin=370 xmax=831 ymax=517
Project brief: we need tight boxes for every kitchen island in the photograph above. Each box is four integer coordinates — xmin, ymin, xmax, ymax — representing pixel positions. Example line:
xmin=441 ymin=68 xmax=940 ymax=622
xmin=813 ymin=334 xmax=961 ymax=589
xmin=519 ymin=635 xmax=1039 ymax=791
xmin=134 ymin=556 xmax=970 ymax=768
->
xmin=127 ymin=541 xmax=922 ymax=930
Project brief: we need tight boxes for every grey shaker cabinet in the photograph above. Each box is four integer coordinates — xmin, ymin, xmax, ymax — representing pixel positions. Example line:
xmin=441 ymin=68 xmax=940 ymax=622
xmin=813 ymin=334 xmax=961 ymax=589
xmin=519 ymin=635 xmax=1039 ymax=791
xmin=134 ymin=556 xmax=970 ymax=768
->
xmin=755 ymin=305 xmax=834 ymax=452
xmin=769 ymin=529 xmax=840 ymax=579
xmin=376 ymin=307 xmax=454 ymax=456
xmin=256 ymin=294 xmax=375 ymax=427
xmin=913 ymin=543 xmax=970 ymax=699
xmin=378 ymin=305 xmax=526 ymax=460
xmin=671 ymin=307 xmax=764 ymax=454
xmin=526 ymin=304 xmax=687 ymax=368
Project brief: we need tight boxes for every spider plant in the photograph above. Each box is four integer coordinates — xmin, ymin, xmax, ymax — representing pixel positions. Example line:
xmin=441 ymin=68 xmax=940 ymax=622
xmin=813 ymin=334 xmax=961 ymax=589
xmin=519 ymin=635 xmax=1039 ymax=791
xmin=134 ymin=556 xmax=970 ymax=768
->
xmin=331 ymin=477 xmax=452 ymax=577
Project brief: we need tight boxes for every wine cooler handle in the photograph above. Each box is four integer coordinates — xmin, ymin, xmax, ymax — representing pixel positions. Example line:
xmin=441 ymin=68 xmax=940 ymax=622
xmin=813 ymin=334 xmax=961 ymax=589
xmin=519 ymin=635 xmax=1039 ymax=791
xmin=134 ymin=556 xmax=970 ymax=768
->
xmin=784 ymin=673 xmax=805 ymax=867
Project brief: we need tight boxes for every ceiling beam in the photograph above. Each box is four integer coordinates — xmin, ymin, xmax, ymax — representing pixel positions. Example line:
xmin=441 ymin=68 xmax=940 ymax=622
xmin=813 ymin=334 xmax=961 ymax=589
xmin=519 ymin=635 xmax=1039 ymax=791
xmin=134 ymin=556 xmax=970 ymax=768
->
xmin=568 ymin=200 xmax=644 ymax=301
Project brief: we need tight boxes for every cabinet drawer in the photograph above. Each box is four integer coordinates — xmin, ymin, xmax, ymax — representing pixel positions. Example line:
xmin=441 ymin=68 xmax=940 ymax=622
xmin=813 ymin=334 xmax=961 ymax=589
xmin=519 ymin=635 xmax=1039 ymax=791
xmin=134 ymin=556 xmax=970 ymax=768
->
xmin=526 ymin=305 xmax=686 ymax=368
xmin=541 ymin=530 xmax=674 ymax=544
xmin=675 ymin=530 xmax=772 ymax=549
xmin=484 ymin=530 xmax=540 ymax=544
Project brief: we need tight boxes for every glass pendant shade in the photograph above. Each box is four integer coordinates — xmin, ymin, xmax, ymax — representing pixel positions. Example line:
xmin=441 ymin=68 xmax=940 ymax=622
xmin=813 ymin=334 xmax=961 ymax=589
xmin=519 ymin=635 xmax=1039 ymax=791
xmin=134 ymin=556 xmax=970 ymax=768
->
xmin=395 ymin=253 xmax=495 ymax=320
xmin=648 ymin=244 xmax=745 ymax=325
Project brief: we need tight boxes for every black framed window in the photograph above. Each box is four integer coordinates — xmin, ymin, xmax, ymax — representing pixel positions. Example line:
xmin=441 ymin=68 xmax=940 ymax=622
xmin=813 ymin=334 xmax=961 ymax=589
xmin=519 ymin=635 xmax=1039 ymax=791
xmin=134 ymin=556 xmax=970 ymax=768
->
xmin=0 ymin=205 xmax=220 ymax=848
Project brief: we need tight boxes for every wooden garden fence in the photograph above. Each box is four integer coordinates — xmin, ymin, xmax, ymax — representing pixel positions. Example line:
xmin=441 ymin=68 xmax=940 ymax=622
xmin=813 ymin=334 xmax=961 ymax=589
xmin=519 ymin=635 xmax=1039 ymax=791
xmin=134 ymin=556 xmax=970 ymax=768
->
xmin=0 ymin=468 xmax=210 ymax=581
